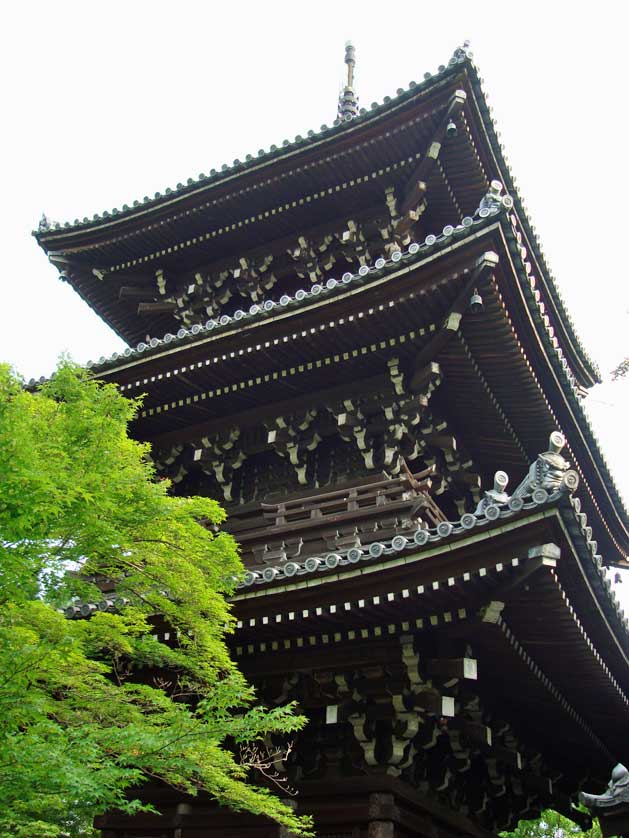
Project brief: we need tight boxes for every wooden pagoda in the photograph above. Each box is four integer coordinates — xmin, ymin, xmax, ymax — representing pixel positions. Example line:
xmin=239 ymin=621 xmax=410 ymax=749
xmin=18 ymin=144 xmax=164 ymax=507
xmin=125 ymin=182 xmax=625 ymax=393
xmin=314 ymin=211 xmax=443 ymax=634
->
xmin=36 ymin=42 xmax=629 ymax=838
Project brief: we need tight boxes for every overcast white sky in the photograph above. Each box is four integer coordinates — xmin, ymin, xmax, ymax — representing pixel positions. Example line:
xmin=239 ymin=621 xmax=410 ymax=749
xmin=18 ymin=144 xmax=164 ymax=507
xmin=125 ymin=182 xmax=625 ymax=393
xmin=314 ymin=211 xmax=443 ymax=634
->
xmin=1 ymin=1 xmax=628 ymax=575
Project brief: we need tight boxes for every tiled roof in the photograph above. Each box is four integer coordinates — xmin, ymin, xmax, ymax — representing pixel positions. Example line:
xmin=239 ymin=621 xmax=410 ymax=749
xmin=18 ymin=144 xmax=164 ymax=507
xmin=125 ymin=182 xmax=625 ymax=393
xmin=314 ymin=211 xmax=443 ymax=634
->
xmin=63 ymin=490 xmax=627 ymax=641
xmin=57 ymin=204 xmax=507 ymax=377
xmin=33 ymin=202 xmax=592 ymax=451
xmin=31 ymin=44 xmax=626 ymax=548
xmin=503 ymin=213 xmax=629 ymax=527
xmin=34 ymin=43 xmax=600 ymax=389
xmin=237 ymin=488 xmax=560 ymax=589
xmin=460 ymin=55 xmax=600 ymax=384
xmin=30 ymin=200 xmax=629 ymax=549
xmin=35 ymin=45 xmax=474 ymax=238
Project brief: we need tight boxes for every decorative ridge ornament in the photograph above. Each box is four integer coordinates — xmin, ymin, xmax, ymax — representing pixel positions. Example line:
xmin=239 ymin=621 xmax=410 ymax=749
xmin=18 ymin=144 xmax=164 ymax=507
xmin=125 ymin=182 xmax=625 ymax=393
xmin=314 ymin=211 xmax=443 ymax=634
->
xmin=337 ymin=42 xmax=359 ymax=121
xmin=38 ymin=212 xmax=53 ymax=232
xmin=475 ymin=471 xmax=510 ymax=515
xmin=512 ymin=431 xmax=580 ymax=499
xmin=450 ymin=39 xmax=474 ymax=65
xmin=476 ymin=180 xmax=514 ymax=217
xmin=230 ymin=433 xmax=582 ymax=589
xmin=580 ymin=763 xmax=629 ymax=809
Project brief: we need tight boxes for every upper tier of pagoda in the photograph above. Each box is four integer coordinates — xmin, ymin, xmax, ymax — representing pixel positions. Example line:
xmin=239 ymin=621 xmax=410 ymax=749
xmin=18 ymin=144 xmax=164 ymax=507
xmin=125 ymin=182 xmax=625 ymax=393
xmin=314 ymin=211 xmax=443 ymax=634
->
xmin=33 ymin=44 xmax=629 ymax=568
xmin=34 ymin=43 xmax=598 ymax=393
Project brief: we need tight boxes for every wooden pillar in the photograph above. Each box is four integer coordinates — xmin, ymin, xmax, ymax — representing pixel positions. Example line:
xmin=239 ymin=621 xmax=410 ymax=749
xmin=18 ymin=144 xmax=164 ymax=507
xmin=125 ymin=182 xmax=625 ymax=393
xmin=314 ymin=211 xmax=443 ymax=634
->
xmin=368 ymin=793 xmax=395 ymax=838
xmin=368 ymin=823 xmax=395 ymax=838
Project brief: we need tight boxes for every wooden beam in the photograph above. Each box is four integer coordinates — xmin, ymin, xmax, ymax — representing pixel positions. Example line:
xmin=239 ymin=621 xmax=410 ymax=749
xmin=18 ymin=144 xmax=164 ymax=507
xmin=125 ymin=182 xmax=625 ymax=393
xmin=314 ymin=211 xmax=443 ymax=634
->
xmin=413 ymin=691 xmax=455 ymax=717
xmin=491 ymin=745 xmax=522 ymax=770
xmin=137 ymin=301 xmax=177 ymax=315
xmin=409 ymin=251 xmax=499 ymax=391
xmin=487 ymin=554 xmax=557 ymax=604
xmin=395 ymin=182 xmax=427 ymax=238
xmin=522 ymin=772 xmax=553 ymax=796
xmin=119 ymin=286 xmax=156 ymax=301
xmin=427 ymin=657 xmax=478 ymax=681
xmin=147 ymin=373 xmax=393 ymax=448
xmin=48 ymin=252 xmax=73 ymax=268
xmin=398 ymin=90 xmax=467 ymax=217
xmin=93 ymin=268 xmax=157 ymax=284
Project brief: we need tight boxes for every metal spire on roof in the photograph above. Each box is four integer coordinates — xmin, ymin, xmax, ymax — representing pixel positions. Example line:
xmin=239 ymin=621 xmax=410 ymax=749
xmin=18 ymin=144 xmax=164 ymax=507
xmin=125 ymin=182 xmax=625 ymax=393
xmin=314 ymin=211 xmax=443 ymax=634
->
xmin=337 ymin=42 xmax=359 ymax=122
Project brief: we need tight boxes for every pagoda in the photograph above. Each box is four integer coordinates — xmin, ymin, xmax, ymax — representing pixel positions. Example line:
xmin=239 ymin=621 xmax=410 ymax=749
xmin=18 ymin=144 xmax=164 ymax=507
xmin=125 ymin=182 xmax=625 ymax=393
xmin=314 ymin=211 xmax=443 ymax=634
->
xmin=36 ymin=42 xmax=629 ymax=838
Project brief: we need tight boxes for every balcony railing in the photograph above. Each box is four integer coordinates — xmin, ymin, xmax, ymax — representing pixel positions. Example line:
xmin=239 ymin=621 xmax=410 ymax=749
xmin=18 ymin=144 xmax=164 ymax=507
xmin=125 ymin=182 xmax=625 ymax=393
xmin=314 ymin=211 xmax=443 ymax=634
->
xmin=225 ymin=465 xmax=446 ymax=567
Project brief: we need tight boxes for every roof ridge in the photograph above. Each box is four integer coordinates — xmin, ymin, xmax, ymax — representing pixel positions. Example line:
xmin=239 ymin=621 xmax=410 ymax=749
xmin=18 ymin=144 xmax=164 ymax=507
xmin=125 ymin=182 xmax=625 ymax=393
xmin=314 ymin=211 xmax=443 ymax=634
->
xmin=34 ymin=44 xmax=473 ymax=238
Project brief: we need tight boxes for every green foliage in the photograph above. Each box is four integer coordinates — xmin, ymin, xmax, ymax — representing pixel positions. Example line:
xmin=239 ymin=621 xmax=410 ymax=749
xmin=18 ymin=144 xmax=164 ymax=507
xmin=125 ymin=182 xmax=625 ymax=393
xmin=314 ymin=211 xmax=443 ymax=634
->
xmin=612 ymin=357 xmax=629 ymax=380
xmin=501 ymin=808 xmax=601 ymax=838
xmin=0 ymin=361 xmax=313 ymax=837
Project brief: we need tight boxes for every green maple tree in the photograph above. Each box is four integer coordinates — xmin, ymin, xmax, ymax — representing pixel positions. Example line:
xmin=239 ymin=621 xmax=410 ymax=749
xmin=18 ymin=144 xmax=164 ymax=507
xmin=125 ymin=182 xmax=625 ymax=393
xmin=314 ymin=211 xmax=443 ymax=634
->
xmin=0 ymin=361 xmax=313 ymax=837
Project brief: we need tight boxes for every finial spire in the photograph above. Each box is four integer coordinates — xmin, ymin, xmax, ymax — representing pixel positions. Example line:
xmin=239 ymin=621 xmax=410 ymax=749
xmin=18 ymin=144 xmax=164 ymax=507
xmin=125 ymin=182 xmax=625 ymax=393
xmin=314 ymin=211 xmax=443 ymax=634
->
xmin=345 ymin=42 xmax=355 ymax=87
xmin=337 ymin=41 xmax=359 ymax=122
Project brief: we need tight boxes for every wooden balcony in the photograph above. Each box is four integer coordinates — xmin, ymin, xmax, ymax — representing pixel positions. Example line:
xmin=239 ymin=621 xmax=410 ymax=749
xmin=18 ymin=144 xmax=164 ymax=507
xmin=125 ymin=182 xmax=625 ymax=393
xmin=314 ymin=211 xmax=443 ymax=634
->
xmin=225 ymin=466 xmax=446 ymax=568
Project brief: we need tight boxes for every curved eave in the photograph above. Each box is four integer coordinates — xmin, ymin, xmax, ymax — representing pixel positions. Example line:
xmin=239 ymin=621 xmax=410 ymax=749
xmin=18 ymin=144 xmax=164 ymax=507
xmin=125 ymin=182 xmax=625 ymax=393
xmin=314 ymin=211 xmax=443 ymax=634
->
xmin=490 ymin=222 xmax=629 ymax=559
xmin=86 ymin=210 xmax=500 ymax=380
xmin=35 ymin=54 xmax=600 ymax=395
xmin=557 ymin=500 xmax=629 ymax=679
xmin=33 ymin=62 xmax=464 ymax=250
xmin=461 ymin=62 xmax=600 ymax=388
xmin=81 ymin=212 xmax=628 ymax=559
xmin=230 ymin=502 xmax=629 ymax=724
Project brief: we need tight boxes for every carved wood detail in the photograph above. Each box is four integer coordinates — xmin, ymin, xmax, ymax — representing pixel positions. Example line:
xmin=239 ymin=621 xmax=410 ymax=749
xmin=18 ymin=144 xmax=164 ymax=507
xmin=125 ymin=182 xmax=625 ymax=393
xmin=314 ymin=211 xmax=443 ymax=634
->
xmin=155 ymin=189 xmax=429 ymax=327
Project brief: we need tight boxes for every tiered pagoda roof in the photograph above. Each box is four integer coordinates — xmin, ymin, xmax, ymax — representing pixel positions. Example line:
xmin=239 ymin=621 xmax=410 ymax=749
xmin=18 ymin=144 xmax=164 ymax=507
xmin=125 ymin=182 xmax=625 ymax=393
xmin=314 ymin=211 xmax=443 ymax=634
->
xmin=35 ymin=43 xmax=628 ymax=568
xmin=34 ymin=43 xmax=596 ymax=384
xmin=36 ymin=42 xmax=629 ymax=837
